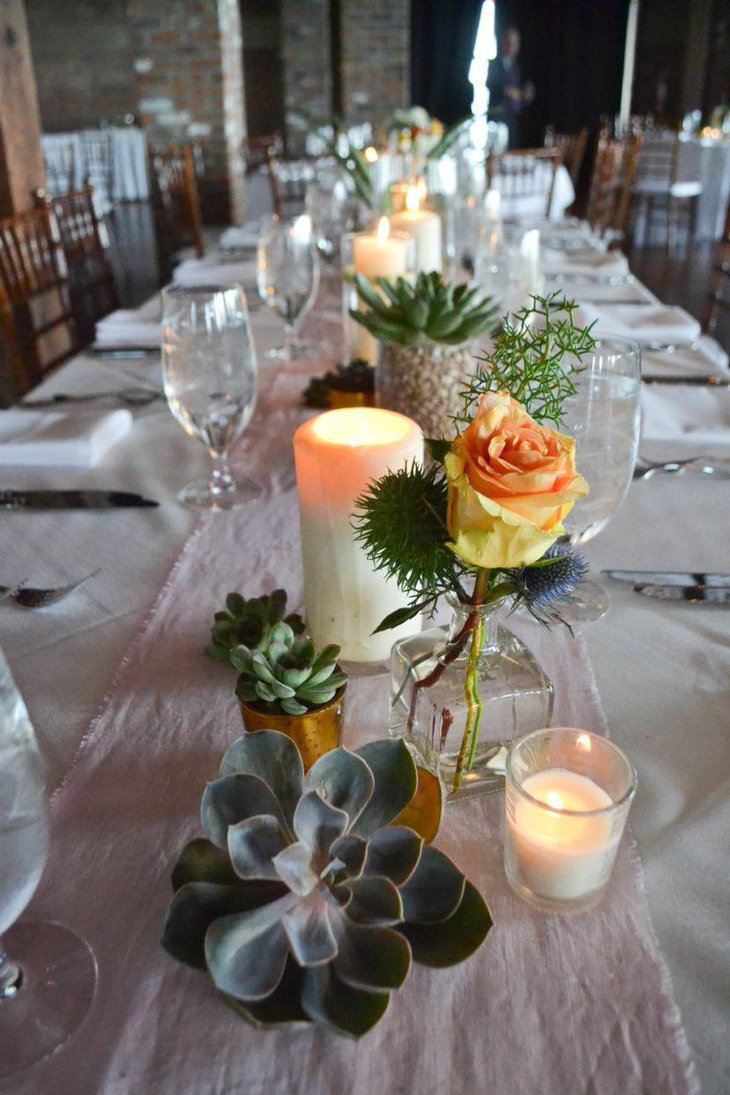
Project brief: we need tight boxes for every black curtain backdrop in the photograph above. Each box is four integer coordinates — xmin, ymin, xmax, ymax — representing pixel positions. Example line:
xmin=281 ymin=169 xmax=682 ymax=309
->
xmin=410 ymin=0 xmax=484 ymax=123
xmin=495 ymin=0 xmax=631 ymax=146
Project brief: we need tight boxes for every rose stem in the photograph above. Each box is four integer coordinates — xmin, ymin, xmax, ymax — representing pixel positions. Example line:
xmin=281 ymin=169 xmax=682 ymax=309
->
xmin=452 ymin=568 xmax=489 ymax=791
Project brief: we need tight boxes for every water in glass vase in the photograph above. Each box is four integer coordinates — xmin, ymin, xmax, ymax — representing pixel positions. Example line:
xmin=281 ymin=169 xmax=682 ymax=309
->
xmin=389 ymin=597 xmax=554 ymax=800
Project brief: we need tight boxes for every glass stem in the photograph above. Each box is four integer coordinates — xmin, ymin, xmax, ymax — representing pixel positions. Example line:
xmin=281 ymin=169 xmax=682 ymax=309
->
xmin=208 ymin=451 xmax=235 ymax=497
xmin=283 ymin=323 xmax=294 ymax=362
xmin=0 ymin=939 xmax=21 ymax=999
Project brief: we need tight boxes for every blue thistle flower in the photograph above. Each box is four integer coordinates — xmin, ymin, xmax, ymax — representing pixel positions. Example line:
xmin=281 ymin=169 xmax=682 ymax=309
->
xmin=519 ymin=544 xmax=588 ymax=607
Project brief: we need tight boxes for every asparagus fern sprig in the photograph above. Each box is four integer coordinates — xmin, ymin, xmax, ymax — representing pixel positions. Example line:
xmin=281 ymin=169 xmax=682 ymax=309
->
xmin=454 ymin=293 xmax=597 ymax=427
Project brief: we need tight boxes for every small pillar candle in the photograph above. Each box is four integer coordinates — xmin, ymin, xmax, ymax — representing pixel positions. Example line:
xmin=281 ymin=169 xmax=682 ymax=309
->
xmin=390 ymin=183 xmax=442 ymax=274
xmin=294 ymin=408 xmax=424 ymax=663
xmin=504 ymin=727 xmax=636 ymax=911
xmin=351 ymin=217 xmax=412 ymax=364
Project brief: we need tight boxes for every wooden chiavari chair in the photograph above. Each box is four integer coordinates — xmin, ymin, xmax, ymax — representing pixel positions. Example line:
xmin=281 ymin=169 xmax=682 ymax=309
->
xmin=486 ymin=147 xmax=563 ymax=221
xmin=586 ymin=134 xmax=642 ymax=246
xmin=149 ymin=144 xmax=205 ymax=276
xmin=243 ymin=134 xmax=285 ymax=217
xmin=34 ymin=185 xmax=119 ymax=344
xmin=544 ymin=127 xmax=588 ymax=187
xmin=42 ymin=137 xmax=78 ymax=197
xmin=0 ymin=204 xmax=80 ymax=395
xmin=80 ymin=131 xmax=115 ymax=213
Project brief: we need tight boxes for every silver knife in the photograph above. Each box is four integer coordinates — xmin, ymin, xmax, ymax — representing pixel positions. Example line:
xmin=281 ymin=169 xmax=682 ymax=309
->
xmin=642 ymin=375 xmax=729 ymax=386
xmin=634 ymin=582 xmax=730 ymax=604
xmin=0 ymin=489 xmax=159 ymax=510
xmin=604 ymin=570 xmax=730 ymax=587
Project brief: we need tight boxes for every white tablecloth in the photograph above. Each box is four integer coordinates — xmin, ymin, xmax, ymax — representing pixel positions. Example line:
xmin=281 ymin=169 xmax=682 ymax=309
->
xmin=1 ymin=245 xmax=728 ymax=1093
xmin=633 ymin=135 xmax=730 ymax=243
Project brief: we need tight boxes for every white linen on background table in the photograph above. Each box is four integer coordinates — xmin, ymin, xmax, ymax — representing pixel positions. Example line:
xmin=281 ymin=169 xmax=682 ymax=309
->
xmin=95 ymin=309 xmax=161 ymax=348
xmin=1 ymin=246 xmax=728 ymax=1091
xmin=641 ymin=336 xmax=730 ymax=378
xmin=542 ymin=248 xmax=630 ymax=277
xmin=0 ymin=407 xmax=132 ymax=467
xmin=577 ymin=302 xmax=702 ymax=343
xmin=641 ymin=384 xmax=730 ymax=443
xmin=172 ymin=257 xmax=258 ymax=289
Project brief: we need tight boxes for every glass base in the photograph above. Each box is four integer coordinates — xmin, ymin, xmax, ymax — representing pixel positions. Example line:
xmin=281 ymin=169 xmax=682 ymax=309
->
xmin=505 ymin=871 xmax=606 ymax=914
xmin=0 ymin=921 xmax=97 ymax=1077
xmin=177 ymin=476 xmax=261 ymax=510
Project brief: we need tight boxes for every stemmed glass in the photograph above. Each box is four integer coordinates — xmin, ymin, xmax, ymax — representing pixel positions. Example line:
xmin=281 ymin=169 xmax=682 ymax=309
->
xmin=161 ymin=285 xmax=259 ymax=510
xmin=257 ymin=214 xmax=319 ymax=362
xmin=0 ymin=648 xmax=97 ymax=1077
xmin=560 ymin=337 xmax=642 ymax=620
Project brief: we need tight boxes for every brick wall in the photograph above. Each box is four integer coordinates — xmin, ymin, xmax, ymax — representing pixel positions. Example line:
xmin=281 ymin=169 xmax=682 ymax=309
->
xmin=281 ymin=0 xmax=332 ymax=154
xmin=340 ymin=0 xmax=410 ymax=127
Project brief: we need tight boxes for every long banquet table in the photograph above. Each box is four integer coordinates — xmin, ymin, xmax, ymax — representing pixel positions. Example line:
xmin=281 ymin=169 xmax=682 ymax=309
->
xmin=1 ymin=241 xmax=729 ymax=1094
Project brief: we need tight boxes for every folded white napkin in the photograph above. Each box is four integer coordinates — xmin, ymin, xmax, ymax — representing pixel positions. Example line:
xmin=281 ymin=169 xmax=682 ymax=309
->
xmin=641 ymin=386 xmax=730 ymax=444
xmin=172 ymin=257 xmax=258 ymax=290
xmin=0 ymin=408 xmax=132 ymax=467
xmin=577 ymin=302 xmax=701 ymax=343
xmin=95 ymin=309 xmax=160 ymax=348
xmin=218 ymin=225 xmax=258 ymax=251
xmin=642 ymin=335 xmax=729 ymax=378
xmin=542 ymin=249 xmax=629 ymax=276
xmin=569 ymin=280 xmax=657 ymax=305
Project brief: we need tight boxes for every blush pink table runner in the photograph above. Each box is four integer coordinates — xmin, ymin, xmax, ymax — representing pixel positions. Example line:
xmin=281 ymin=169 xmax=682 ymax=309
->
xmin=16 ymin=379 xmax=699 ymax=1095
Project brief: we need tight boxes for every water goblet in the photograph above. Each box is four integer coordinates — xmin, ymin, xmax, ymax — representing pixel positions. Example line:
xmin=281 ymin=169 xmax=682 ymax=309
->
xmin=560 ymin=337 xmax=642 ymax=620
xmin=257 ymin=214 xmax=320 ymax=362
xmin=0 ymin=649 xmax=97 ymax=1077
xmin=161 ymin=284 xmax=259 ymax=510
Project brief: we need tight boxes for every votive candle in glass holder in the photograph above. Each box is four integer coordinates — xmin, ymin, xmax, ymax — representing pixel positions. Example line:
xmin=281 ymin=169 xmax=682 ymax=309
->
xmin=504 ymin=727 xmax=636 ymax=912
xmin=341 ymin=220 xmax=414 ymax=365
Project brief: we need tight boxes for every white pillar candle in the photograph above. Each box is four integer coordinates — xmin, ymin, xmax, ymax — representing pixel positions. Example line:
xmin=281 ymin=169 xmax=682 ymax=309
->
xmin=485 ymin=188 xmax=502 ymax=222
xmin=506 ymin=768 xmax=616 ymax=902
xmin=294 ymin=408 xmax=424 ymax=663
xmin=390 ymin=184 xmax=442 ymax=274
xmin=351 ymin=217 xmax=411 ymax=364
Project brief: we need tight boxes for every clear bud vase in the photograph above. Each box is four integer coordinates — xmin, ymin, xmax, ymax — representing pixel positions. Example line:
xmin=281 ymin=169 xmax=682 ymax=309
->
xmin=389 ymin=595 xmax=554 ymax=800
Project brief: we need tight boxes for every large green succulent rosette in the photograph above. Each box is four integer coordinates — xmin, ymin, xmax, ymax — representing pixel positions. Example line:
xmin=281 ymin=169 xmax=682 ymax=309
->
xmin=162 ymin=731 xmax=492 ymax=1037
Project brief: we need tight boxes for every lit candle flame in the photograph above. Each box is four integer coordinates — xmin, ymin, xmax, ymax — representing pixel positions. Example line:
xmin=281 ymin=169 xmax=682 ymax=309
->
xmin=364 ymin=146 xmax=378 ymax=163
xmin=405 ymin=183 xmax=423 ymax=213
xmin=376 ymin=216 xmax=390 ymax=243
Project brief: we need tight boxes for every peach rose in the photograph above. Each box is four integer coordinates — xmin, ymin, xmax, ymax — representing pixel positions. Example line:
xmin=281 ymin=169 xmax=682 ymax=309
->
xmin=445 ymin=391 xmax=588 ymax=569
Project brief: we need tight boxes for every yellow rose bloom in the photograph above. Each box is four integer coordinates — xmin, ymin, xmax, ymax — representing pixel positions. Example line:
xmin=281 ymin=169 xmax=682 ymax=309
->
xmin=445 ymin=391 xmax=588 ymax=569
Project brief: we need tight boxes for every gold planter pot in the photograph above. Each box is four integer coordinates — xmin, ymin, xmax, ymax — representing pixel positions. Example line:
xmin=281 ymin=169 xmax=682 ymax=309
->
xmin=328 ymin=387 xmax=376 ymax=410
xmin=238 ymin=686 xmax=347 ymax=770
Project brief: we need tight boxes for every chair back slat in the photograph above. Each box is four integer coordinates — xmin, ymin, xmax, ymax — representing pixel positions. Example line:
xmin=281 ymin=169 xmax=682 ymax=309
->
xmin=586 ymin=134 xmax=642 ymax=243
xmin=544 ymin=128 xmax=588 ymax=187
xmin=0 ymin=204 xmax=80 ymax=393
xmin=149 ymin=144 xmax=205 ymax=271
xmin=486 ymin=147 xmax=563 ymax=219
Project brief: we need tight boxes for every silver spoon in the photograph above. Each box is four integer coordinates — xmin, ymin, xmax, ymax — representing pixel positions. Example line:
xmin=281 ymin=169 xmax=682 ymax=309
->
xmin=633 ymin=456 xmax=730 ymax=481
xmin=0 ymin=569 xmax=101 ymax=608
xmin=22 ymin=388 xmax=163 ymax=409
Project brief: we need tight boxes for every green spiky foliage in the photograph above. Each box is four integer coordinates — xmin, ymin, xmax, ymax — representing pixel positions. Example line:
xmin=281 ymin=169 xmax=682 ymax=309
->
xmin=351 ymin=272 xmax=499 ymax=347
xmin=324 ymin=117 xmax=373 ymax=206
xmin=424 ymin=116 xmax=473 ymax=159
xmin=454 ymin=294 xmax=597 ymax=427
xmin=232 ymin=625 xmax=347 ymax=716
xmin=205 ymin=590 xmax=305 ymax=665
xmin=161 ymin=731 xmax=492 ymax=1037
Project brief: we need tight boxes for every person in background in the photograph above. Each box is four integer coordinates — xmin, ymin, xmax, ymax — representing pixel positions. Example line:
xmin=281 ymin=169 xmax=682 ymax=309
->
xmin=487 ymin=27 xmax=535 ymax=149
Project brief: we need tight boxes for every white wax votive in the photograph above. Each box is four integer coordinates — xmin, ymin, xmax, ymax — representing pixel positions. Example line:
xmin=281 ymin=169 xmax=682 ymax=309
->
xmin=350 ymin=218 xmax=412 ymax=364
xmin=293 ymin=408 xmax=424 ymax=663
xmin=390 ymin=185 xmax=442 ymax=274
xmin=504 ymin=728 xmax=636 ymax=912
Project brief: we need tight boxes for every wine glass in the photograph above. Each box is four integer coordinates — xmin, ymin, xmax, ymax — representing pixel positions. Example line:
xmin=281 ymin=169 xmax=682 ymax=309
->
xmin=257 ymin=214 xmax=319 ymax=361
xmin=161 ymin=285 xmax=259 ymax=510
xmin=0 ymin=648 xmax=97 ymax=1077
xmin=560 ymin=337 xmax=642 ymax=620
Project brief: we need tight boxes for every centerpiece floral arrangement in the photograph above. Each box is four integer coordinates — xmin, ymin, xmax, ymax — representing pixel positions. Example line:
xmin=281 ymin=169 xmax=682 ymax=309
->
xmin=353 ymin=294 xmax=595 ymax=797
xmin=387 ymin=107 xmax=471 ymax=159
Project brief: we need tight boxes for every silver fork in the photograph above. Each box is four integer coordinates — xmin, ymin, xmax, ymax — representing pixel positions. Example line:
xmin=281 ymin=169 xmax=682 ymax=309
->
xmin=633 ymin=456 xmax=730 ymax=480
xmin=22 ymin=388 xmax=163 ymax=409
xmin=0 ymin=569 xmax=101 ymax=608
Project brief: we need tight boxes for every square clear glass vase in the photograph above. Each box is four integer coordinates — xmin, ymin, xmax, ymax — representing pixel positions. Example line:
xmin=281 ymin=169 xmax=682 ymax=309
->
xmin=389 ymin=596 xmax=555 ymax=800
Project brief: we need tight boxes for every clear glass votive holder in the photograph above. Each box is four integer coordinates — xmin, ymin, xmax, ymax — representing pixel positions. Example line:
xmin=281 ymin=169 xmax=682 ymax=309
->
xmin=341 ymin=228 xmax=415 ymax=366
xmin=504 ymin=728 xmax=637 ymax=913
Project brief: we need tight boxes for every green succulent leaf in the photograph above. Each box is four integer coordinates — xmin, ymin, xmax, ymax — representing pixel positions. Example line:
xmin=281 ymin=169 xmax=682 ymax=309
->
xmin=401 ymin=880 xmax=493 ymax=968
xmin=170 ymin=837 xmax=238 ymax=892
xmin=332 ymin=918 xmax=411 ymax=992
xmin=218 ymin=731 xmax=305 ymax=827
xmin=201 ymin=774 xmax=289 ymax=850
xmin=282 ymin=891 xmax=338 ymax=966
xmin=281 ymin=697 xmax=309 ymax=715
xmin=329 ymin=833 xmax=367 ymax=879
xmin=362 ymin=826 xmax=423 ymax=886
xmin=226 ymin=958 xmax=310 ymax=1027
xmin=161 ymin=881 xmax=287 ymax=970
xmin=293 ymin=791 xmax=349 ymax=860
xmin=301 ymin=965 xmax=390 ymax=1038
xmin=227 ymin=816 xmax=289 ymax=882
xmin=272 ymin=841 xmax=319 ymax=896
xmin=304 ymin=748 xmax=375 ymax=827
xmin=205 ymin=899 xmax=295 ymax=1001
xmin=339 ymin=875 xmax=403 ymax=925
xmin=350 ymin=739 xmax=418 ymax=838
xmin=398 ymin=844 xmax=466 ymax=924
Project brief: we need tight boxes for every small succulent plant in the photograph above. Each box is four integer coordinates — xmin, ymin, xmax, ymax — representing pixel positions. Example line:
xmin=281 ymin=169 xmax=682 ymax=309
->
xmin=232 ymin=625 xmax=347 ymax=716
xmin=162 ymin=731 xmax=491 ymax=1037
xmin=351 ymin=272 xmax=499 ymax=347
xmin=303 ymin=359 xmax=375 ymax=409
xmin=205 ymin=590 xmax=305 ymax=665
